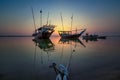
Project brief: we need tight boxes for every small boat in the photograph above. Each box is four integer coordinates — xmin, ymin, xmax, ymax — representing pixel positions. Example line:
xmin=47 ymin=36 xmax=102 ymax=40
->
xmin=82 ymin=33 xmax=98 ymax=40
xmin=31 ymin=8 xmax=55 ymax=39
xmin=82 ymin=33 xmax=106 ymax=41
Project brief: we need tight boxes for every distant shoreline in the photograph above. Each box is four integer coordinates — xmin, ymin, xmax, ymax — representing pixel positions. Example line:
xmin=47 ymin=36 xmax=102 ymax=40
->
xmin=0 ymin=35 xmax=32 ymax=37
xmin=0 ymin=35 xmax=59 ymax=37
xmin=107 ymin=35 xmax=120 ymax=37
xmin=0 ymin=35 xmax=120 ymax=38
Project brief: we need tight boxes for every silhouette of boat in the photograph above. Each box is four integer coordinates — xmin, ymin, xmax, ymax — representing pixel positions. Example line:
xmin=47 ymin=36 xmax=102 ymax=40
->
xmin=58 ymin=29 xmax=86 ymax=39
xmin=82 ymin=33 xmax=106 ymax=40
xmin=82 ymin=33 xmax=106 ymax=42
xmin=31 ymin=8 xmax=55 ymax=39
xmin=32 ymin=24 xmax=55 ymax=39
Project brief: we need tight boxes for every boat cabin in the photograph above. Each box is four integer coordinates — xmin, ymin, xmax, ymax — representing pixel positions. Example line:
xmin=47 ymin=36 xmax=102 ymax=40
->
xmin=58 ymin=31 xmax=72 ymax=35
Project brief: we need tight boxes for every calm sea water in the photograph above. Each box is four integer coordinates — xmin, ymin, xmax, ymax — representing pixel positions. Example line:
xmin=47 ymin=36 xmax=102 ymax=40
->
xmin=0 ymin=36 xmax=120 ymax=80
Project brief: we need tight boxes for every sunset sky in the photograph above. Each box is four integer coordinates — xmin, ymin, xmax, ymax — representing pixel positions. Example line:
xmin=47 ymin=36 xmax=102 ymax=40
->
xmin=0 ymin=0 xmax=120 ymax=36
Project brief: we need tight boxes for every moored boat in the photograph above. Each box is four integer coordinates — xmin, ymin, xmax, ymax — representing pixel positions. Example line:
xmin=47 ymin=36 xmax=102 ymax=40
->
xmin=31 ymin=8 xmax=55 ymax=39
xmin=58 ymin=29 xmax=86 ymax=39
xmin=32 ymin=24 xmax=55 ymax=39
xmin=82 ymin=33 xmax=106 ymax=40
xmin=58 ymin=13 xmax=86 ymax=39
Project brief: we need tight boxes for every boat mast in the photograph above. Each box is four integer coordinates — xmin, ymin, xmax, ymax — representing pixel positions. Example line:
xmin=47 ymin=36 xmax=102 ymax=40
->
xmin=31 ymin=7 xmax=37 ymax=33
xmin=40 ymin=9 xmax=42 ymax=27
xmin=47 ymin=12 xmax=49 ymax=25
xmin=60 ymin=13 xmax=64 ymax=31
xmin=76 ymin=27 xmax=77 ymax=34
xmin=71 ymin=14 xmax=73 ymax=34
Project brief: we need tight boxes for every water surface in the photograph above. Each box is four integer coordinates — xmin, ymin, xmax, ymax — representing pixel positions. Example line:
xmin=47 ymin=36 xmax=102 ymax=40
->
xmin=0 ymin=37 xmax=120 ymax=80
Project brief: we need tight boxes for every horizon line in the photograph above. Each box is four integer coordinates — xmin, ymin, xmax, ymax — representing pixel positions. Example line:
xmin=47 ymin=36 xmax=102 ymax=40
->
xmin=0 ymin=34 xmax=120 ymax=37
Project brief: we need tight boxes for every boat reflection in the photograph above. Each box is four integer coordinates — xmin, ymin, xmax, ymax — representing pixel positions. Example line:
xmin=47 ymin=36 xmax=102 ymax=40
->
xmin=32 ymin=38 xmax=55 ymax=51
xmin=32 ymin=38 xmax=55 ymax=65
xmin=58 ymin=38 xmax=86 ymax=47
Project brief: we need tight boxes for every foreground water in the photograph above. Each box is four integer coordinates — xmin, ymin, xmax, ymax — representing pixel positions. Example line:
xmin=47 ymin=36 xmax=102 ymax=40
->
xmin=0 ymin=36 xmax=120 ymax=80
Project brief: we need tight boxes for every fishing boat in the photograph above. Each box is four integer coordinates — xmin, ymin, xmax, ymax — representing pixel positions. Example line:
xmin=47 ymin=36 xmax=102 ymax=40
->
xmin=58 ymin=13 xmax=86 ymax=39
xmin=31 ymin=8 xmax=55 ymax=39
xmin=58 ymin=29 xmax=86 ymax=39
xmin=32 ymin=24 xmax=55 ymax=39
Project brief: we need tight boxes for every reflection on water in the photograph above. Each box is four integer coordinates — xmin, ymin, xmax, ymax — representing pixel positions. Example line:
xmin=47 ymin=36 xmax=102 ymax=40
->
xmin=58 ymin=38 xmax=86 ymax=47
xmin=0 ymin=37 xmax=120 ymax=80
xmin=32 ymin=38 xmax=55 ymax=51
xmin=32 ymin=38 xmax=55 ymax=65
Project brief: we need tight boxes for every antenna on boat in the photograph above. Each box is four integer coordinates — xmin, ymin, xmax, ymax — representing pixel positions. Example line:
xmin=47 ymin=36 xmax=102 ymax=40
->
xmin=60 ymin=13 xmax=64 ymax=31
xmin=71 ymin=14 xmax=73 ymax=34
xmin=31 ymin=6 xmax=37 ymax=33
xmin=76 ymin=27 xmax=77 ymax=34
xmin=49 ymin=20 xmax=51 ymax=25
xmin=47 ymin=12 xmax=49 ymax=25
xmin=40 ymin=9 xmax=42 ymax=27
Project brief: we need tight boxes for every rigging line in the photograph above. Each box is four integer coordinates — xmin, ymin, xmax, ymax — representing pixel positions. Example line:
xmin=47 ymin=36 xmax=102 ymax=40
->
xmin=40 ymin=9 xmax=42 ymax=27
xmin=31 ymin=6 xmax=37 ymax=32
xmin=71 ymin=14 xmax=73 ymax=34
xmin=47 ymin=12 xmax=49 ymax=25
xmin=60 ymin=13 xmax=64 ymax=31
xmin=67 ymin=41 xmax=74 ymax=70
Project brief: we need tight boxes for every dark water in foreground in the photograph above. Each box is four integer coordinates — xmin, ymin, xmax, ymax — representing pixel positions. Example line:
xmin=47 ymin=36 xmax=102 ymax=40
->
xmin=0 ymin=37 xmax=120 ymax=80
